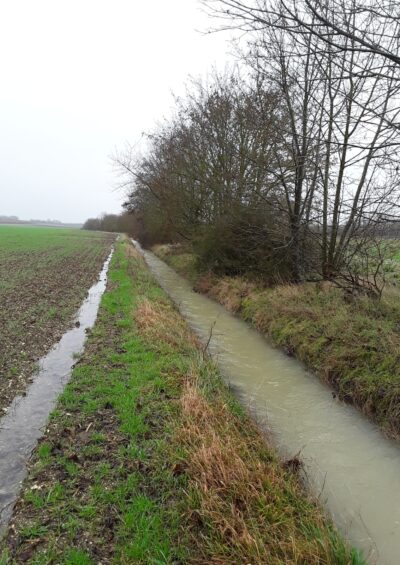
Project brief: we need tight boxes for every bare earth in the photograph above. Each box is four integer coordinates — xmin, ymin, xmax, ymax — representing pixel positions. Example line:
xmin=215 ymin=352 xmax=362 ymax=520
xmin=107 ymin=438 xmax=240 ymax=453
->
xmin=0 ymin=227 xmax=115 ymax=413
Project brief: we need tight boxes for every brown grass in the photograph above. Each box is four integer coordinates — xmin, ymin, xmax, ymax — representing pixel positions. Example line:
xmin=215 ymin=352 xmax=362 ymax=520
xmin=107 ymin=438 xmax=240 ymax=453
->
xmin=200 ymin=276 xmax=256 ymax=314
xmin=176 ymin=372 xmax=346 ymax=564
xmin=125 ymin=241 xmax=143 ymax=260
xmin=180 ymin=378 xmax=265 ymax=560
xmin=135 ymin=297 xmax=198 ymax=353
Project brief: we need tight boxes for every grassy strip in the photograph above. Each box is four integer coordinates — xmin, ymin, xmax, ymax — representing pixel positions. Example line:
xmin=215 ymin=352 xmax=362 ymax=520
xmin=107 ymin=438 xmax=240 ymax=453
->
xmin=153 ymin=244 xmax=400 ymax=438
xmin=0 ymin=239 xmax=362 ymax=563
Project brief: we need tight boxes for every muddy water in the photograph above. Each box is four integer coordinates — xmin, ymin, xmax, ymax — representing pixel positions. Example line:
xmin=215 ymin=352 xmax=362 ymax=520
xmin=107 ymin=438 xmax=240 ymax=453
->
xmin=0 ymin=250 xmax=113 ymax=535
xmin=137 ymin=242 xmax=400 ymax=565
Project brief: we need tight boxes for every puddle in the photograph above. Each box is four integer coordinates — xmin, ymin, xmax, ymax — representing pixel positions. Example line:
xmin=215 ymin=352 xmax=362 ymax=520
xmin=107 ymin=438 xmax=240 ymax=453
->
xmin=0 ymin=249 xmax=113 ymax=534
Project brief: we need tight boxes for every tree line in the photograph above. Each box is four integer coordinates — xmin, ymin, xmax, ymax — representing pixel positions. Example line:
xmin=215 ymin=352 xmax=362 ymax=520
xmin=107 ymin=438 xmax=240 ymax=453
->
xmin=114 ymin=0 xmax=400 ymax=296
xmin=82 ymin=212 xmax=135 ymax=234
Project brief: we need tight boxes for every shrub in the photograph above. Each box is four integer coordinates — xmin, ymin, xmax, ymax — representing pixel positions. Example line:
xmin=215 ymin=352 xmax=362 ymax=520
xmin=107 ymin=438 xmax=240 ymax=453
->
xmin=194 ymin=206 xmax=293 ymax=283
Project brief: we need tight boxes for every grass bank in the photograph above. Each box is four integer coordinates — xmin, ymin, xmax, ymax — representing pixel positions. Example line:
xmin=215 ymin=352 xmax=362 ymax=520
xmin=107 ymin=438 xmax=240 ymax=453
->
xmin=0 ymin=239 xmax=361 ymax=564
xmin=153 ymin=244 xmax=400 ymax=439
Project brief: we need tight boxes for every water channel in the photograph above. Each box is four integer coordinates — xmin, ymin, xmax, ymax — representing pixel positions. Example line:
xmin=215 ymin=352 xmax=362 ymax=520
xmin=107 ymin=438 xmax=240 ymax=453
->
xmin=136 ymin=241 xmax=400 ymax=565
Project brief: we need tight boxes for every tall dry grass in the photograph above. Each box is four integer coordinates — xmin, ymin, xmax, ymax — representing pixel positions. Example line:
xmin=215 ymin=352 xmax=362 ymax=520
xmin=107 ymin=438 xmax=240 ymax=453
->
xmin=133 ymin=290 xmax=357 ymax=563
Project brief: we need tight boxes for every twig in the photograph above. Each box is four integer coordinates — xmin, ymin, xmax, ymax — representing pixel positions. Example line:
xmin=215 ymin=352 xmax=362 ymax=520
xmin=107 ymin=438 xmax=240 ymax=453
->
xmin=202 ymin=320 xmax=217 ymax=359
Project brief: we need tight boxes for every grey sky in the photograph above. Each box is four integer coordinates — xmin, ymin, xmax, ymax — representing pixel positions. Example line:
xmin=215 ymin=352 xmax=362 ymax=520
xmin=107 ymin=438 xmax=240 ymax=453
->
xmin=0 ymin=0 xmax=231 ymax=223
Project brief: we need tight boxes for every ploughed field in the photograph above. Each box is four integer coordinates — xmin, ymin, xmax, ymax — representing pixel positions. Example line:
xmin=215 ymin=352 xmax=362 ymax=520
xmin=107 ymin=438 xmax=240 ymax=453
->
xmin=0 ymin=226 xmax=114 ymax=412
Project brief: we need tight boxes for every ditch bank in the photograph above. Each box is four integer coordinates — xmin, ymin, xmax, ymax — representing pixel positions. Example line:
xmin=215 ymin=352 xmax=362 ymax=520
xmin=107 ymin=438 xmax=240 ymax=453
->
xmin=152 ymin=244 xmax=400 ymax=439
xmin=140 ymin=242 xmax=400 ymax=565
xmin=0 ymin=239 xmax=357 ymax=564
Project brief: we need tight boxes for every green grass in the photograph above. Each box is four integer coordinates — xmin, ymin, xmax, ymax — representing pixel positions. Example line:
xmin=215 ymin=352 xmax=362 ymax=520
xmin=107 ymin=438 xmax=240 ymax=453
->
xmin=153 ymin=243 xmax=400 ymax=438
xmin=0 ymin=225 xmax=110 ymax=257
xmin=0 ymin=241 xmax=186 ymax=563
xmin=0 ymin=239 xmax=362 ymax=564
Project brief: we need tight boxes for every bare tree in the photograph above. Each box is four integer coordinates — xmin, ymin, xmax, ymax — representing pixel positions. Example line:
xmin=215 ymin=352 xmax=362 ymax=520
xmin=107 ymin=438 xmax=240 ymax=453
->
xmin=205 ymin=0 xmax=400 ymax=294
xmin=204 ymin=0 xmax=400 ymax=66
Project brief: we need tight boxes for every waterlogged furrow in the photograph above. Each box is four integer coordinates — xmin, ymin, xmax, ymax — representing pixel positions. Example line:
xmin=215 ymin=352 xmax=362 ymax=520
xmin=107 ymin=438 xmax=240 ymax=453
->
xmin=0 ymin=249 xmax=113 ymax=534
xmin=136 ymin=241 xmax=400 ymax=565
xmin=0 ymin=227 xmax=114 ymax=410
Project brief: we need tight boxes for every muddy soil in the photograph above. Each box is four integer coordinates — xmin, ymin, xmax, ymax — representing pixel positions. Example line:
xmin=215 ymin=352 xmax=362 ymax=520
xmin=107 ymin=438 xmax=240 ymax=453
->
xmin=0 ymin=234 xmax=115 ymax=413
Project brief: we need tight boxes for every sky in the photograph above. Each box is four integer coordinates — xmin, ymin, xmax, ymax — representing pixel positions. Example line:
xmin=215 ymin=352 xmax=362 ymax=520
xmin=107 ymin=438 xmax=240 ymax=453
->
xmin=0 ymin=0 xmax=233 ymax=223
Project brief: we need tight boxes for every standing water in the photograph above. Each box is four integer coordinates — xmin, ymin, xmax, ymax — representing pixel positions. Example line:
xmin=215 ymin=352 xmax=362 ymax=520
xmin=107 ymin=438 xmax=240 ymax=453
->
xmin=136 ymin=241 xmax=400 ymax=565
xmin=0 ymin=249 xmax=113 ymax=535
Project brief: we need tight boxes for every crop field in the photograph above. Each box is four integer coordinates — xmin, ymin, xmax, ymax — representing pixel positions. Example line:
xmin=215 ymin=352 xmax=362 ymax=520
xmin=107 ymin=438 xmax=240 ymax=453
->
xmin=0 ymin=226 xmax=115 ymax=412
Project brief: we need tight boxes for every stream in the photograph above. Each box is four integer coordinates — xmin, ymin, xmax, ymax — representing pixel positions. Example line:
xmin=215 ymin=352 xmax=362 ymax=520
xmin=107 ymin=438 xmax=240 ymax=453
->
xmin=0 ymin=249 xmax=113 ymax=535
xmin=136 ymin=241 xmax=400 ymax=565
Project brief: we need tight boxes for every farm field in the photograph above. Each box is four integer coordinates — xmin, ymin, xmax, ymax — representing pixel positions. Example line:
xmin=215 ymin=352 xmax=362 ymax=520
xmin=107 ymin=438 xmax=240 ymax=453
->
xmin=0 ymin=226 xmax=115 ymax=413
xmin=0 ymin=239 xmax=359 ymax=564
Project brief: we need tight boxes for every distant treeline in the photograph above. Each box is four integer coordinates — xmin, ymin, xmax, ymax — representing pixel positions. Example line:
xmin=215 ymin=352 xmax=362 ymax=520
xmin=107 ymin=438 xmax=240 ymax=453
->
xmin=0 ymin=215 xmax=81 ymax=228
xmin=82 ymin=212 xmax=135 ymax=234
xmin=0 ymin=215 xmax=20 ymax=223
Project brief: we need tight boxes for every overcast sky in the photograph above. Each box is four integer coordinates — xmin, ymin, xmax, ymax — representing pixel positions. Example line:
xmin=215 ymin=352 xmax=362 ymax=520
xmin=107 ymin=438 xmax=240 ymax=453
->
xmin=0 ymin=0 xmax=232 ymax=223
